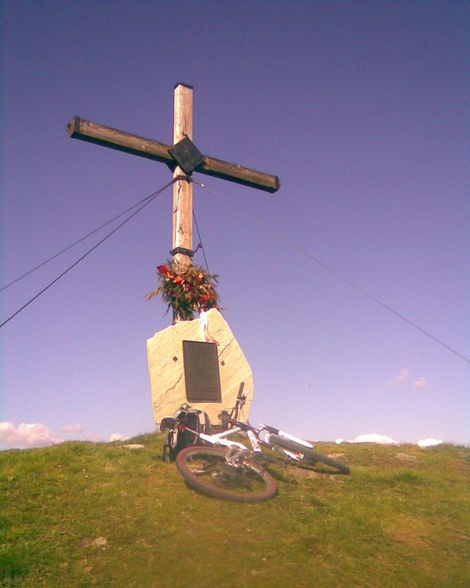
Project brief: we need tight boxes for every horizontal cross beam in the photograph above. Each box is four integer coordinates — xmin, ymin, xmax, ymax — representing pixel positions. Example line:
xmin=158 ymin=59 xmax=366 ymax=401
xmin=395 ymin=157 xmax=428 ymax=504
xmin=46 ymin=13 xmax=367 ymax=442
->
xmin=67 ymin=116 xmax=280 ymax=193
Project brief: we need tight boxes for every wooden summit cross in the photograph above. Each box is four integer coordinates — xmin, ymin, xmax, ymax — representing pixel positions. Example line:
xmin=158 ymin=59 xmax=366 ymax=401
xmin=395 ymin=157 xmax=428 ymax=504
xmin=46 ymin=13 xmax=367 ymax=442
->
xmin=67 ymin=82 xmax=280 ymax=268
xmin=67 ymin=83 xmax=279 ymax=422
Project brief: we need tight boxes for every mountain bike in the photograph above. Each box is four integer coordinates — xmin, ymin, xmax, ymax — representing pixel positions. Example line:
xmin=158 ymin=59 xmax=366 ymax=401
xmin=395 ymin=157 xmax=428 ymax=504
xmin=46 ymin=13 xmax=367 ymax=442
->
xmin=174 ymin=415 xmax=349 ymax=502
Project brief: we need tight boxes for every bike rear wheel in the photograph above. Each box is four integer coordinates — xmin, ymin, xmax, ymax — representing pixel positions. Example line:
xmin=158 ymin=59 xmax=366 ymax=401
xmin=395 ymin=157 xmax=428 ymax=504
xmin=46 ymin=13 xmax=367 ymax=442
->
xmin=175 ymin=446 xmax=278 ymax=502
xmin=269 ymin=434 xmax=350 ymax=475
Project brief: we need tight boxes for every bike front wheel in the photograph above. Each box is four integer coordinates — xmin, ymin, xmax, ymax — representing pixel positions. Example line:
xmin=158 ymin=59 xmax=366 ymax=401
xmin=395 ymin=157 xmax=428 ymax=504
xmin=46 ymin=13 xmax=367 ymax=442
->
xmin=175 ymin=446 xmax=278 ymax=502
xmin=269 ymin=434 xmax=350 ymax=475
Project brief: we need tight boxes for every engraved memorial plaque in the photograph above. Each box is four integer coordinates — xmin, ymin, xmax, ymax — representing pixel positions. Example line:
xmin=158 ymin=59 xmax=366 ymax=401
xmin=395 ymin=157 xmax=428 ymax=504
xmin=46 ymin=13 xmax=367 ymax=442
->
xmin=182 ymin=340 xmax=222 ymax=403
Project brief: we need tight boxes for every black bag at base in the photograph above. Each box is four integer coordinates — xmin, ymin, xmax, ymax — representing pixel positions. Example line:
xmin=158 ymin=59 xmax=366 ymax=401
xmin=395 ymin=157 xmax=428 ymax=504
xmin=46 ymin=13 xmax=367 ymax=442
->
xmin=163 ymin=405 xmax=211 ymax=463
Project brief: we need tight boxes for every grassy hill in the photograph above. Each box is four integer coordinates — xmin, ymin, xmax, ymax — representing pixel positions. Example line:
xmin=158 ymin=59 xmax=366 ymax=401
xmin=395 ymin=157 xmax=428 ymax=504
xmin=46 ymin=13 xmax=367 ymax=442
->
xmin=1 ymin=434 xmax=469 ymax=587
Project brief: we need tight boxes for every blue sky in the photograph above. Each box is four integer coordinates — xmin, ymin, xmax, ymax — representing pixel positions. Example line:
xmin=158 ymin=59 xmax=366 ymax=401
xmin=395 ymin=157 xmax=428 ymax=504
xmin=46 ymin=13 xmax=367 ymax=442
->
xmin=1 ymin=1 xmax=469 ymax=449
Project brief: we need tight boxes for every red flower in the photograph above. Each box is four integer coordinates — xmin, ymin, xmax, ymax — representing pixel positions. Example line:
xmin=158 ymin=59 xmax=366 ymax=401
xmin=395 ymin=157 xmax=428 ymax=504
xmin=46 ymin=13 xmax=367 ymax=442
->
xmin=149 ymin=261 xmax=219 ymax=321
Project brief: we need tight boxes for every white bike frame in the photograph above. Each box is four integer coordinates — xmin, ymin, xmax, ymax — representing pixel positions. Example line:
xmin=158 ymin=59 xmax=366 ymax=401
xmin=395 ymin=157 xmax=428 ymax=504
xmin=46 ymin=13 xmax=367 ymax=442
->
xmin=182 ymin=421 xmax=312 ymax=466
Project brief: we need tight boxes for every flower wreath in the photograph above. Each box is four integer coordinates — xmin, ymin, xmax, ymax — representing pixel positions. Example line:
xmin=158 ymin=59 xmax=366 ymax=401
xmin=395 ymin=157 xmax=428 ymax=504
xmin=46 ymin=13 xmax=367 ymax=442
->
xmin=146 ymin=261 xmax=219 ymax=321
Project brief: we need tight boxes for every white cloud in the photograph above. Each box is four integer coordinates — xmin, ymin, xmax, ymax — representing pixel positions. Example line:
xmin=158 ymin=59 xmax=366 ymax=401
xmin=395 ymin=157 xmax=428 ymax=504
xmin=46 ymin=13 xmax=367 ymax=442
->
xmin=109 ymin=433 xmax=129 ymax=442
xmin=336 ymin=434 xmax=444 ymax=447
xmin=0 ymin=423 xmax=131 ymax=449
xmin=386 ymin=369 xmax=428 ymax=390
xmin=354 ymin=433 xmax=399 ymax=445
xmin=386 ymin=368 xmax=411 ymax=386
xmin=413 ymin=377 xmax=428 ymax=389
xmin=0 ymin=422 xmax=63 ymax=449
xmin=337 ymin=433 xmax=399 ymax=445
xmin=418 ymin=438 xmax=442 ymax=448
xmin=60 ymin=424 xmax=84 ymax=434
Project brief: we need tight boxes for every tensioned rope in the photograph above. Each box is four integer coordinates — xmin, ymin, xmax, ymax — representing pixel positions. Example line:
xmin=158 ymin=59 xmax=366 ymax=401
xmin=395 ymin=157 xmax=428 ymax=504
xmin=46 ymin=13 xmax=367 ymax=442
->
xmin=1 ymin=186 xmax=172 ymax=293
xmin=193 ymin=209 xmax=211 ymax=273
xmin=193 ymin=179 xmax=470 ymax=365
xmin=0 ymin=177 xmax=178 ymax=329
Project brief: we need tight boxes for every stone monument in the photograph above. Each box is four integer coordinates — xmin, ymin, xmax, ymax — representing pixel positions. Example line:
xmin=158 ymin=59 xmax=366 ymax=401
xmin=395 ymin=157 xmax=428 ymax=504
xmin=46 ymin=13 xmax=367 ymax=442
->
xmin=147 ymin=308 xmax=253 ymax=426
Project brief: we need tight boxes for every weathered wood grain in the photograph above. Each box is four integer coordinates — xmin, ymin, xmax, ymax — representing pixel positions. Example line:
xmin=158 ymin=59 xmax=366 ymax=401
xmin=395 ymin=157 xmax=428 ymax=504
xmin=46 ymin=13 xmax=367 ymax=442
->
xmin=67 ymin=116 xmax=280 ymax=192
xmin=172 ymin=84 xmax=193 ymax=268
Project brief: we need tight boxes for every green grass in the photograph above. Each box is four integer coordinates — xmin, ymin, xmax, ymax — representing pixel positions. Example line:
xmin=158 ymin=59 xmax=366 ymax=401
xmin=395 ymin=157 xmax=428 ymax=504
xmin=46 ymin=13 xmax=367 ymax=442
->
xmin=1 ymin=436 xmax=469 ymax=587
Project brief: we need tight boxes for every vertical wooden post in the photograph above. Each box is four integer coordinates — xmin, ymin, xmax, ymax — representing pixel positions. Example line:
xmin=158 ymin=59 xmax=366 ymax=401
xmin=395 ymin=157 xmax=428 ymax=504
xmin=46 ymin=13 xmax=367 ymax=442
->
xmin=172 ymin=83 xmax=193 ymax=269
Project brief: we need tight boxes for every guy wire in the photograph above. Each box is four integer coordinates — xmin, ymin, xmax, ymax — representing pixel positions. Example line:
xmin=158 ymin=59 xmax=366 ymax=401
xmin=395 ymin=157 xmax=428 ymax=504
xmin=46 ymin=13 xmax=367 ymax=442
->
xmin=1 ymin=184 xmax=172 ymax=292
xmin=193 ymin=208 xmax=210 ymax=273
xmin=193 ymin=179 xmax=470 ymax=365
xmin=0 ymin=177 xmax=177 ymax=329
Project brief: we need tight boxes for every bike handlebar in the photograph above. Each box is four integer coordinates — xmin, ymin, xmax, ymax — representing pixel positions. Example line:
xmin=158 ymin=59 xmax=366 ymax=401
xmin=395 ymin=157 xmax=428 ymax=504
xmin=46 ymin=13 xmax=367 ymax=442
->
xmin=228 ymin=419 xmax=280 ymax=436
xmin=227 ymin=418 xmax=253 ymax=432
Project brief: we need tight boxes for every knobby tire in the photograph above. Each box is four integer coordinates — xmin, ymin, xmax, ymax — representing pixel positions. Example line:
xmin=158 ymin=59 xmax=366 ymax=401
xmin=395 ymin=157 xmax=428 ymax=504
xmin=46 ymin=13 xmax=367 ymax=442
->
xmin=175 ymin=446 xmax=278 ymax=502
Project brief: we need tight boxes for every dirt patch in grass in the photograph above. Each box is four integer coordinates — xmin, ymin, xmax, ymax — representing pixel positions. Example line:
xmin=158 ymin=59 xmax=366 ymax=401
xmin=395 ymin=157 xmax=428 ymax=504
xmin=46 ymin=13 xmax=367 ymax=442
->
xmin=384 ymin=515 xmax=434 ymax=548
xmin=287 ymin=467 xmax=320 ymax=480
